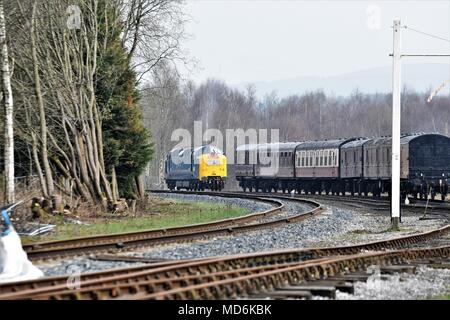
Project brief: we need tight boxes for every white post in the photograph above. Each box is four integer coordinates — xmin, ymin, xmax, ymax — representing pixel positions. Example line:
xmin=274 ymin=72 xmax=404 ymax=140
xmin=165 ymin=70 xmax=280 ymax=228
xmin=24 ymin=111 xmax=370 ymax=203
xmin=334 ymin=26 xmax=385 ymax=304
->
xmin=391 ymin=19 xmax=402 ymax=230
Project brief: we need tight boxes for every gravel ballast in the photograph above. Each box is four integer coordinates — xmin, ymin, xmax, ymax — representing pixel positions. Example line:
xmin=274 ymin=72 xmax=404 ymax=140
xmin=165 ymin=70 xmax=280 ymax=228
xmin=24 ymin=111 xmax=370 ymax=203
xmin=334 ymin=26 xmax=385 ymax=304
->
xmin=334 ymin=266 xmax=450 ymax=300
xmin=36 ymin=203 xmax=447 ymax=277
xmin=34 ymin=192 xmax=449 ymax=302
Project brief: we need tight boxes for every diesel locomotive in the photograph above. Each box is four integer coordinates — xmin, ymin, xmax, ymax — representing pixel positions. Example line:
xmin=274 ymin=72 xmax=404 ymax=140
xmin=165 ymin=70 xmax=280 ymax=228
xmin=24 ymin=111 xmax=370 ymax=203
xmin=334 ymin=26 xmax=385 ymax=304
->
xmin=235 ymin=133 xmax=450 ymax=200
xmin=165 ymin=145 xmax=227 ymax=191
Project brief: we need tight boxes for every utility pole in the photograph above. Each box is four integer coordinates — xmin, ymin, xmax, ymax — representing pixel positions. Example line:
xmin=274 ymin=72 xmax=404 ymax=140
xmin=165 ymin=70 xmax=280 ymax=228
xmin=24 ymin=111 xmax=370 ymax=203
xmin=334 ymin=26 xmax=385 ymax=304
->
xmin=391 ymin=19 xmax=402 ymax=230
xmin=389 ymin=21 xmax=450 ymax=230
xmin=0 ymin=1 xmax=15 ymax=204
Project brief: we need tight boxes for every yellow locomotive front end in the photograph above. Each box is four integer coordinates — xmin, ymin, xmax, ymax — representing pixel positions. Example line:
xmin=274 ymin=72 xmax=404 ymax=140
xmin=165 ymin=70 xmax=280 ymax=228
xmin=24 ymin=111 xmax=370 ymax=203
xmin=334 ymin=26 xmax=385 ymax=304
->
xmin=198 ymin=149 xmax=227 ymax=191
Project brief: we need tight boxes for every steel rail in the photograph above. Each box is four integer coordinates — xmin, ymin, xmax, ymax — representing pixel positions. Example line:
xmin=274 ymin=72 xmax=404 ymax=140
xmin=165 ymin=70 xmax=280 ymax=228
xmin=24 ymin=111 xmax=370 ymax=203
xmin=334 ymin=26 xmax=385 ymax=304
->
xmin=1 ymin=224 xmax=448 ymax=300
xmin=146 ymin=246 xmax=450 ymax=300
xmin=7 ymin=246 xmax=448 ymax=300
xmin=25 ymin=193 xmax=325 ymax=261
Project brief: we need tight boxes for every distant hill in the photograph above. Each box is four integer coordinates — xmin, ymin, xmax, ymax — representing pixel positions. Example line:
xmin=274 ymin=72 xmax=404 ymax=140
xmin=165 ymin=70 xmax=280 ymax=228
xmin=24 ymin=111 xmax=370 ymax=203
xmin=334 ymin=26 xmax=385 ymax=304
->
xmin=238 ymin=63 xmax=450 ymax=98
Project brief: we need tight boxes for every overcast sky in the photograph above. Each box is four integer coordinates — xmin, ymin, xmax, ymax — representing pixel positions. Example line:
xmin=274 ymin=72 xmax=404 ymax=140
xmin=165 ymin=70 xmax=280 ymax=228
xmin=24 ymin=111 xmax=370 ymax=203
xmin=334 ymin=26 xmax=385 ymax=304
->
xmin=183 ymin=0 xmax=450 ymax=84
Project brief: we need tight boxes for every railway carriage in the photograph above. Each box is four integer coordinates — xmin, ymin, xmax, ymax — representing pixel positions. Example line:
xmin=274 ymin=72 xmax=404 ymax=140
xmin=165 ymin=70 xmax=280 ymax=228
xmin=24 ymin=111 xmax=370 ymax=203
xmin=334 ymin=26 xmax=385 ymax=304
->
xmin=339 ymin=133 xmax=450 ymax=200
xmin=236 ymin=142 xmax=300 ymax=192
xmin=236 ymin=133 xmax=450 ymax=200
xmin=400 ymin=133 xmax=450 ymax=200
xmin=293 ymin=139 xmax=355 ymax=194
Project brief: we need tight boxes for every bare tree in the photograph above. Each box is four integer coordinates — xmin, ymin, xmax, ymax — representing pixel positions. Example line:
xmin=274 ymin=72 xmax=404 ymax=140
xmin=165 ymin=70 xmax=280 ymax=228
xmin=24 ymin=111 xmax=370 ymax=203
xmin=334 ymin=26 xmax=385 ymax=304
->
xmin=0 ymin=0 xmax=14 ymax=203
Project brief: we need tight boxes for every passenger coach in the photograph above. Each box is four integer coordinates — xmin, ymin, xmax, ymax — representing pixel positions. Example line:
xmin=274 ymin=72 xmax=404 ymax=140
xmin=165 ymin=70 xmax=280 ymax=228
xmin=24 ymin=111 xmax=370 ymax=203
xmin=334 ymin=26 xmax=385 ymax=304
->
xmin=236 ymin=133 xmax=450 ymax=200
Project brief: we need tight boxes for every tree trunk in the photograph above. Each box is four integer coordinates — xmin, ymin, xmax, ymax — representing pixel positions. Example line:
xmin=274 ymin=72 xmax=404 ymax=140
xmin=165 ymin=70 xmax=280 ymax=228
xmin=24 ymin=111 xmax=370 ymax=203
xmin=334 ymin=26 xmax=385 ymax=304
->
xmin=136 ymin=175 xmax=145 ymax=199
xmin=111 ymin=166 xmax=118 ymax=203
xmin=0 ymin=1 xmax=15 ymax=203
xmin=31 ymin=0 xmax=54 ymax=197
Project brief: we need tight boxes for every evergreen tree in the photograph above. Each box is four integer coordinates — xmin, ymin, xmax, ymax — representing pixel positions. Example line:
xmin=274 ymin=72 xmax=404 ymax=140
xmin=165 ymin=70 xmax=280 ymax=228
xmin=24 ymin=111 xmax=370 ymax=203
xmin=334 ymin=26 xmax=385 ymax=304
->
xmin=96 ymin=1 xmax=153 ymax=198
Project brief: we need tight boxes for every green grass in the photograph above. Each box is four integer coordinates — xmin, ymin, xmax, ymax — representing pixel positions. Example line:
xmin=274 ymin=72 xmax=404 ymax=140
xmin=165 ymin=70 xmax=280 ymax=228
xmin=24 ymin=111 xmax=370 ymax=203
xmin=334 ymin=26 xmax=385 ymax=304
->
xmin=428 ymin=293 xmax=450 ymax=300
xmin=21 ymin=200 xmax=249 ymax=244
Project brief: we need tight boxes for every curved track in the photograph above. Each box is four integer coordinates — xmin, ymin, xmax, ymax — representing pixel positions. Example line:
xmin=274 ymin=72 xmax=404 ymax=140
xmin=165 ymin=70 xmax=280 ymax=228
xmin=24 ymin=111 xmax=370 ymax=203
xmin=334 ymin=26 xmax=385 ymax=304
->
xmin=3 ymin=191 xmax=448 ymax=300
xmin=23 ymin=192 xmax=322 ymax=261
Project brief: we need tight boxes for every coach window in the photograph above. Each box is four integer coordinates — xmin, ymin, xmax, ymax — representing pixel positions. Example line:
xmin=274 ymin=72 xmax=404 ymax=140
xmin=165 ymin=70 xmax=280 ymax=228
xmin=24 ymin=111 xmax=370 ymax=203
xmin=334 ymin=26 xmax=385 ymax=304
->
xmin=354 ymin=151 xmax=357 ymax=163
xmin=324 ymin=150 xmax=328 ymax=166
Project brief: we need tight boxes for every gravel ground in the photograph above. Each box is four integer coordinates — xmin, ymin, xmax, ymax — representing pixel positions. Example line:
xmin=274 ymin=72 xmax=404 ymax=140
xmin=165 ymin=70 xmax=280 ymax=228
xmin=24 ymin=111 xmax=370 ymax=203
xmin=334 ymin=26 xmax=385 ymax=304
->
xmin=36 ymin=195 xmax=314 ymax=275
xmin=37 ymin=208 xmax=447 ymax=277
xmin=250 ymin=197 xmax=313 ymax=223
xmin=36 ymin=257 xmax=147 ymax=276
xmin=333 ymin=266 xmax=450 ymax=300
xmin=131 ymin=208 xmax=446 ymax=261
xmin=29 ymin=190 xmax=450 ymax=300
xmin=34 ymin=194 xmax=448 ymax=290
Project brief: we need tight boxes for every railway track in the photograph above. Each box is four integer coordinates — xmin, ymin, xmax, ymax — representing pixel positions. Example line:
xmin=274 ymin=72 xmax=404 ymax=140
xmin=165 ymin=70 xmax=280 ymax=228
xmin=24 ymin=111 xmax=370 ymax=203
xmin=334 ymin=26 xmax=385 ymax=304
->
xmin=221 ymin=190 xmax=450 ymax=215
xmin=1 ymin=224 xmax=448 ymax=300
xmin=22 ymin=191 xmax=322 ymax=261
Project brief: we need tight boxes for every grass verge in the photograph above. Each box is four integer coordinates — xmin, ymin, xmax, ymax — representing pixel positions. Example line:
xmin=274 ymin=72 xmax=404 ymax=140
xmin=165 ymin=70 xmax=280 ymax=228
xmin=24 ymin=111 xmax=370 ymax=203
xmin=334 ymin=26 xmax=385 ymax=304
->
xmin=21 ymin=199 xmax=249 ymax=244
